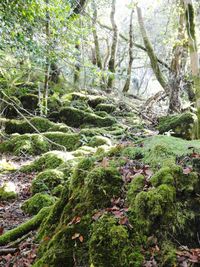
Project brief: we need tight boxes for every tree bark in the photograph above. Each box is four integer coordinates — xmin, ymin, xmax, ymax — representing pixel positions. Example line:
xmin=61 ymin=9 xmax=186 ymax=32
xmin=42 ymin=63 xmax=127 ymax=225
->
xmin=183 ymin=0 xmax=200 ymax=137
xmin=136 ymin=6 xmax=169 ymax=94
xmin=74 ymin=44 xmax=81 ymax=86
xmin=123 ymin=9 xmax=134 ymax=93
xmin=107 ymin=0 xmax=118 ymax=89
xmin=43 ymin=0 xmax=50 ymax=116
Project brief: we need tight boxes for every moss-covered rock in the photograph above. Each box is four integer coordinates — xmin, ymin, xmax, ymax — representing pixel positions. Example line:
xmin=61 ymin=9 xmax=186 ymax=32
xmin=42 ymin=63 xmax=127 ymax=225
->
xmin=21 ymin=151 xmax=74 ymax=173
xmin=4 ymin=117 xmax=72 ymax=134
xmin=22 ymin=193 xmax=55 ymax=215
xmin=59 ymin=107 xmax=116 ymax=128
xmin=88 ymin=135 xmax=112 ymax=147
xmin=157 ymin=112 xmax=197 ymax=140
xmin=85 ymin=166 xmax=123 ymax=209
xmin=31 ymin=169 xmax=64 ymax=194
xmin=0 ymin=131 xmax=81 ymax=156
xmin=95 ymin=103 xmax=116 ymax=113
xmin=19 ymin=94 xmax=39 ymax=112
xmin=87 ymin=96 xmax=106 ymax=108
xmin=89 ymin=215 xmax=143 ymax=267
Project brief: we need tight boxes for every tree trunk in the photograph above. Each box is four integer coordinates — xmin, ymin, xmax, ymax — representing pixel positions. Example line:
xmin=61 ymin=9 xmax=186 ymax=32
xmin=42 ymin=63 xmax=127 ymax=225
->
xmin=123 ymin=9 xmax=134 ymax=93
xmin=43 ymin=0 xmax=50 ymax=116
xmin=183 ymin=0 xmax=200 ymax=137
xmin=136 ymin=6 xmax=168 ymax=94
xmin=74 ymin=44 xmax=81 ymax=87
xmin=107 ymin=0 xmax=118 ymax=89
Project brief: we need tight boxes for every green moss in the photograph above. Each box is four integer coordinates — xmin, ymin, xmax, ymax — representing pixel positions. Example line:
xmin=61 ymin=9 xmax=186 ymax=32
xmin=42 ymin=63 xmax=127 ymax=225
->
xmin=157 ymin=112 xmax=197 ymax=140
xmin=160 ymin=242 xmax=177 ymax=267
xmin=0 ymin=185 xmax=17 ymax=201
xmin=22 ymin=193 xmax=55 ymax=215
xmin=31 ymin=169 xmax=64 ymax=194
xmin=132 ymin=185 xmax=175 ymax=232
xmin=89 ymin=215 xmax=143 ymax=267
xmin=87 ymin=96 xmax=106 ymax=108
xmin=127 ymin=175 xmax=145 ymax=202
xmin=59 ymin=107 xmax=116 ymax=128
xmin=88 ymin=135 xmax=112 ymax=147
xmin=95 ymin=103 xmax=116 ymax=113
xmin=52 ymin=184 xmax=64 ymax=197
xmin=150 ymin=167 xmax=174 ymax=187
xmin=21 ymin=151 xmax=74 ymax=173
xmin=0 ymin=207 xmax=51 ymax=246
xmin=1 ymin=96 xmax=21 ymax=119
xmin=85 ymin=166 xmax=123 ymax=209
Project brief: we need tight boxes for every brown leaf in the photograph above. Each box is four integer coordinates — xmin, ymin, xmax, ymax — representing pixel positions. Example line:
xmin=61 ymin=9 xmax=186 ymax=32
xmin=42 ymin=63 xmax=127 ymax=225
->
xmin=79 ymin=235 xmax=84 ymax=242
xmin=101 ymin=157 xmax=109 ymax=168
xmin=0 ymin=226 xmax=4 ymax=235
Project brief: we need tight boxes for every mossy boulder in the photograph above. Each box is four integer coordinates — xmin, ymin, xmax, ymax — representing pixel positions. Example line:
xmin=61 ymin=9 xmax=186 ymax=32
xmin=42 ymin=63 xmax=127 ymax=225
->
xmin=95 ymin=103 xmax=116 ymax=113
xmin=59 ymin=107 xmax=116 ymax=128
xmin=31 ymin=169 xmax=64 ymax=194
xmin=4 ymin=117 xmax=72 ymax=134
xmin=89 ymin=215 xmax=143 ymax=267
xmin=157 ymin=112 xmax=197 ymax=140
xmin=0 ymin=133 xmax=50 ymax=156
xmin=22 ymin=193 xmax=55 ymax=215
xmin=19 ymin=94 xmax=39 ymax=112
xmin=87 ymin=96 xmax=106 ymax=108
xmin=88 ymin=135 xmax=112 ymax=147
xmin=21 ymin=151 xmax=74 ymax=173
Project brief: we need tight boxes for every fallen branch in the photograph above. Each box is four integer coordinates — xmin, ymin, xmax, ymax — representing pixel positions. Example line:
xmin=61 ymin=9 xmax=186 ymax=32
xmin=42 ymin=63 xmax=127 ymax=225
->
xmin=0 ymin=207 xmax=51 ymax=246
xmin=0 ymin=247 xmax=18 ymax=255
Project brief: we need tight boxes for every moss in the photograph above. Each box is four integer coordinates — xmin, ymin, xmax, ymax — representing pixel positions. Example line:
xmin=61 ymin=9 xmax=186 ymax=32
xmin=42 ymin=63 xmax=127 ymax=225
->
xmin=0 ymin=185 xmax=17 ymax=201
xmin=22 ymin=193 xmax=55 ymax=215
xmin=87 ymin=96 xmax=106 ymax=108
xmin=43 ymin=132 xmax=80 ymax=151
xmin=88 ymin=135 xmax=112 ymax=147
xmin=89 ymin=215 xmax=143 ymax=267
xmin=0 ymin=133 xmax=50 ymax=156
xmin=160 ymin=242 xmax=177 ymax=267
xmin=21 ymin=151 xmax=74 ymax=173
xmin=19 ymin=94 xmax=38 ymax=111
xmin=0 ymin=131 xmax=80 ymax=155
xmin=4 ymin=117 xmax=72 ymax=134
xmin=52 ymin=184 xmax=64 ymax=197
xmin=85 ymin=166 xmax=123 ymax=209
xmin=157 ymin=112 xmax=197 ymax=140
xmin=31 ymin=169 xmax=64 ymax=194
xmin=132 ymin=185 xmax=175 ymax=232
xmin=59 ymin=107 xmax=116 ymax=128
xmin=95 ymin=103 xmax=116 ymax=113
xmin=150 ymin=167 xmax=174 ymax=187
xmin=0 ymin=206 xmax=51 ymax=246
xmin=127 ymin=175 xmax=145 ymax=202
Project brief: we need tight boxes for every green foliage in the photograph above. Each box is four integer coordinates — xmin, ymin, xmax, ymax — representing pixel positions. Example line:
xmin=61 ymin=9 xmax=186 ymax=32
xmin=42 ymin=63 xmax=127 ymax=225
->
xmin=22 ymin=193 xmax=55 ymax=215
xmin=95 ymin=103 xmax=116 ymax=113
xmin=88 ymin=135 xmax=111 ymax=147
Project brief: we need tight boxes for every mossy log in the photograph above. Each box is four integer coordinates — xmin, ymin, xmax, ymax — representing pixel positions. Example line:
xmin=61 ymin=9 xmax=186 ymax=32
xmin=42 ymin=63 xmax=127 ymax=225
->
xmin=0 ymin=207 xmax=51 ymax=246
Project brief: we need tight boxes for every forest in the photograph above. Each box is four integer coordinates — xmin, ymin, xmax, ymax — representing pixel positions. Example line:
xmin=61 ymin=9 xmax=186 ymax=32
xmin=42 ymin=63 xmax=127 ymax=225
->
xmin=0 ymin=0 xmax=200 ymax=266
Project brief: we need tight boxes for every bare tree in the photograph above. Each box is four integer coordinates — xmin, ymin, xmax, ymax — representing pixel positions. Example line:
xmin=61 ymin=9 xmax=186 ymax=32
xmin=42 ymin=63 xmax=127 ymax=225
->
xmin=107 ymin=0 xmax=118 ymax=89
xmin=123 ymin=9 xmax=134 ymax=93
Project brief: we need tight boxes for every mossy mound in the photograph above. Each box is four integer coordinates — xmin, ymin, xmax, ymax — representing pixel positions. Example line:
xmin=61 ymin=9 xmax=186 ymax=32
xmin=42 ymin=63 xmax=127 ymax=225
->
xmin=0 ymin=132 xmax=81 ymax=155
xmin=22 ymin=193 xmax=55 ymax=215
xmin=95 ymin=103 xmax=116 ymax=113
xmin=88 ymin=135 xmax=112 ymax=147
xmin=157 ymin=112 xmax=197 ymax=140
xmin=4 ymin=117 xmax=72 ymax=134
xmin=31 ymin=169 xmax=64 ymax=195
xmin=59 ymin=107 xmax=116 ymax=128
xmin=21 ymin=151 xmax=74 ymax=173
